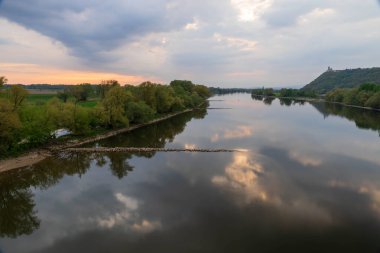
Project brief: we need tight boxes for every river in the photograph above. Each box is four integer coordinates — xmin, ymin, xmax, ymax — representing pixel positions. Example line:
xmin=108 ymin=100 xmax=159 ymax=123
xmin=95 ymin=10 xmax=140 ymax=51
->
xmin=1 ymin=93 xmax=380 ymax=253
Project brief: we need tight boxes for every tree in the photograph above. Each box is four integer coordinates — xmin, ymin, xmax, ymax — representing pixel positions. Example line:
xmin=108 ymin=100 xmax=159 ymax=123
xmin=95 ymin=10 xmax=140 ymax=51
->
xmin=125 ymin=101 xmax=154 ymax=124
xmin=0 ymin=76 xmax=7 ymax=90
xmin=0 ymin=99 xmax=21 ymax=156
xmin=9 ymin=85 xmax=28 ymax=111
xmin=155 ymin=86 xmax=175 ymax=113
xmin=18 ymin=105 xmax=53 ymax=148
xmin=98 ymin=80 xmax=120 ymax=99
xmin=57 ymin=89 xmax=69 ymax=103
xmin=68 ymin=84 xmax=91 ymax=103
xmin=101 ymin=86 xmax=130 ymax=128
xmin=170 ymin=80 xmax=194 ymax=93
xmin=137 ymin=82 xmax=158 ymax=111
xmin=263 ymin=88 xmax=274 ymax=96
xmin=365 ymin=91 xmax=380 ymax=109
xmin=193 ymin=85 xmax=211 ymax=98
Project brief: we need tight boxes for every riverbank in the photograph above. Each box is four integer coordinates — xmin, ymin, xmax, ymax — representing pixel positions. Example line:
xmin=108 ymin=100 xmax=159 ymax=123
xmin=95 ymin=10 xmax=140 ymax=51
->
xmin=0 ymin=108 xmax=195 ymax=173
xmin=0 ymin=151 xmax=51 ymax=173
xmin=254 ymin=95 xmax=380 ymax=112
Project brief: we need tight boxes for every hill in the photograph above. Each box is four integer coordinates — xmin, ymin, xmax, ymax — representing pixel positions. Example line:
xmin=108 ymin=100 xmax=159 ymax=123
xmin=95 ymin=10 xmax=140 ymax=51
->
xmin=302 ymin=67 xmax=380 ymax=93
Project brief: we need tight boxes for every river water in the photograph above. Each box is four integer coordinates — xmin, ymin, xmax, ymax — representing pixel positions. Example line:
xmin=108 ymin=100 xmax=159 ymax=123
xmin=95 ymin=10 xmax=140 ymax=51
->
xmin=1 ymin=94 xmax=380 ymax=253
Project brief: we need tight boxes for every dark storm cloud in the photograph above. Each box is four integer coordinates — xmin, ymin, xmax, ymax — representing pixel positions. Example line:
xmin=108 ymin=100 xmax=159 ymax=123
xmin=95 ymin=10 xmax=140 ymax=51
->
xmin=0 ymin=0 xmax=194 ymax=60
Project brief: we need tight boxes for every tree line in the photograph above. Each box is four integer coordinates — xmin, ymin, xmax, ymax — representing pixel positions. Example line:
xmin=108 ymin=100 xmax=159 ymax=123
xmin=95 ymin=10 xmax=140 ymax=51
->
xmin=209 ymin=87 xmax=253 ymax=95
xmin=0 ymin=77 xmax=210 ymax=158
xmin=251 ymin=87 xmax=317 ymax=98
xmin=325 ymin=83 xmax=380 ymax=109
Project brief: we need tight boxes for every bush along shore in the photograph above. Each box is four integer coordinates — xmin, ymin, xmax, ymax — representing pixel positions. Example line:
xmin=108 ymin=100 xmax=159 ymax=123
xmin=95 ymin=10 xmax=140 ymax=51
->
xmin=0 ymin=78 xmax=211 ymax=159
xmin=0 ymin=108 xmax=203 ymax=173
xmin=251 ymin=83 xmax=380 ymax=111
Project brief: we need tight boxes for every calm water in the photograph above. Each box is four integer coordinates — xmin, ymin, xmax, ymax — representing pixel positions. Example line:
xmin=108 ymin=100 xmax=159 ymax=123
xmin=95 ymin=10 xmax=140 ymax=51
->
xmin=1 ymin=94 xmax=380 ymax=253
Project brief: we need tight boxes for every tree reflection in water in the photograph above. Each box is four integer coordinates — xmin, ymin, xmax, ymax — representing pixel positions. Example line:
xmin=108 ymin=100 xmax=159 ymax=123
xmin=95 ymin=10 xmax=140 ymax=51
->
xmin=0 ymin=109 xmax=207 ymax=238
xmin=252 ymin=96 xmax=380 ymax=136
xmin=310 ymin=102 xmax=380 ymax=136
xmin=0 ymin=174 xmax=40 ymax=238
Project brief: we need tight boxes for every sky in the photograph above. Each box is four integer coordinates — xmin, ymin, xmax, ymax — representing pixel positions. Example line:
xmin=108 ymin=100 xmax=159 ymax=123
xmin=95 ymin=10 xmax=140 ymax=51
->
xmin=0 ymin=0 xmax=380 ymax=87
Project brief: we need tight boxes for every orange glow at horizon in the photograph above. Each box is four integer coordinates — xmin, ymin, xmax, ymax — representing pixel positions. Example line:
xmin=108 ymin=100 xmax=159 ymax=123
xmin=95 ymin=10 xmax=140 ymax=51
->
xmin=0 ymin=63 xmax=161 ymax=85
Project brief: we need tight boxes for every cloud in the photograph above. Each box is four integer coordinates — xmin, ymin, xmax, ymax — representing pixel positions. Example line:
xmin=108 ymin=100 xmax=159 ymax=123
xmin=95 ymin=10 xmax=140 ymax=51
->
xmin=0 ymin=0 xmax=193 ymax=61
xmin=96 ymin=192 xmax=161 ymax=233
xmin=212 ymin=152 xmax=267 ymax=203
xmin=211 ymin=125 xmax=253 ymax=142
xmin=261 ymin=1 xmax=318 ymax=27
xmin=231 ymin=0 xmax=273 ymax=22
xmin=1 ymin=0 xmax=380 ymax=86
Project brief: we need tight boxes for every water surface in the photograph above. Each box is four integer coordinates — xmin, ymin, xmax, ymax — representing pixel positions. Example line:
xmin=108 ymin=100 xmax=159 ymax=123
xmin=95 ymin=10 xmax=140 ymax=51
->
xmin=1 ymin=94 xmax=380 ymax=253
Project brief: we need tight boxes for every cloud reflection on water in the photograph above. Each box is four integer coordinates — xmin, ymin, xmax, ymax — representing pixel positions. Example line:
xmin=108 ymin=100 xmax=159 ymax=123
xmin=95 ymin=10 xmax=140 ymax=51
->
xmin=211 ymin=125 xmax=253 ymax=142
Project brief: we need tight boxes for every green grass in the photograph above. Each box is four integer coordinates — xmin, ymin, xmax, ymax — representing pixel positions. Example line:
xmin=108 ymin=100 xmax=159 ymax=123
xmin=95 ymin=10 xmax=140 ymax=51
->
xmin=1 ymin=92 xmax=99 ymax=107
xmin=1 ymin=93 xmax=56 ymax=104
xmin=26 ymin=94 xmax=56 ymax=104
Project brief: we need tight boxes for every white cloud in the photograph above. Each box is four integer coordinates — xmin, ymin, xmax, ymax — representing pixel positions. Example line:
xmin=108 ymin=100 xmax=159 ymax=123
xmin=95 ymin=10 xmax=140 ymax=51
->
xmin=1 ymin=0 xmax=380 ymax=87
xmin=185 ymin=18 xmax=200 ymax=30
xmin=211 ymin=125 xmax=253 ymax=142
xmin=96 ymin=193 xmax=160 ymax=233
xmin=231 ymin=0 xmax=273 ymax=22
xmin=297 ymin=8 xmax=336 ymax=25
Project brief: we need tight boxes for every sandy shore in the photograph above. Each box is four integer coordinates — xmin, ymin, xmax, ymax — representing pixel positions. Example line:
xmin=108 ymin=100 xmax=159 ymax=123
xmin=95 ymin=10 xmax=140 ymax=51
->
xmin=0 ymin=151 xmax=51 ymax=173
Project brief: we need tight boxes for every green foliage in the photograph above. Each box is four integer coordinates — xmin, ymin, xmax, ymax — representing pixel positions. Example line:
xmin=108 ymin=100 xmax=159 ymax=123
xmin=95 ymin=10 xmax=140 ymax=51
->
xmin=325 ymin=88 xmax=345 ymax=102
xmin=155 ymin=86 xmax=175 ymax=113
xmin=57 ymin=90 xmax=69 ymax=102
xmin=210 ymin=87 xmax=253 ymax=95
xmin=263 ymin=88 xmax=274 ymax=96
xmin=18 ymin=105 xmax=52 ymax=149
xmin=125 ymin=101 xmax=154 ymax=124
xmin=101 ymin=86 xmax=130 ymax=128
xmin=136 ymin=81 xmax=159 ymax=111
xmin=98 ymin=80 xmax=120 ymax=99
xmin=252 ymin=87 xmax=316 ymax=98
xmin=303 ymin=67 xmax=380 ymax=93
xmin=68 ymin=84 xmax=92 ymax=102
xmin=77 ymin=100 xmax=98 ymax=108
xmin=170 ymin=80 xmax=194 ymax=93
xmin=0 ymin=99 xmax=21 ymax=157
xmin=0 ymin=79 xmax=210 ymax=157
xmin=325 ymin=83 xmax=380 ymax=109
xmin=25 ymin=94 xmax=56 ymax=105
xmin=8 ymin=85 xmax=28 ymax=111
xmin=278 ymin=88 xmax=317 ymax=98
xmin=193 ymin=85 xmax=211 ymax=98
xmin=364 ymin=92 xmax=380 ymax=109
xmin=342 ymin=88 xmax=360 ymax=106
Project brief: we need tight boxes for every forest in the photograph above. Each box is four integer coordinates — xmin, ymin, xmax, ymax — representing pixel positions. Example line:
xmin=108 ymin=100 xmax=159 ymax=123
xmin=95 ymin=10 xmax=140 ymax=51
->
xmin=325 ymin=83 xmax=380 ymax=109
xmin=0 ymin=77 xmax=210 ymax=158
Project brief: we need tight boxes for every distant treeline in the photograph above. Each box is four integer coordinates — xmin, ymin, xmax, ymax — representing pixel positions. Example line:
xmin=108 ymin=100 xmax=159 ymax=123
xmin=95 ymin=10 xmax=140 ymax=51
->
xmin=209 ymin=87 xmax=253 ymax=95
xmin=325 ymin=83 xmax=380 ymax=109
xmin=4 ymin=84 xmax=68 ymax=90
xmin=250 ymin=83 xmax=380 ymax=109
xmin=251 ymin=88 xmax=317 ymax=98
xmin=0 ymin=77 xmax=210 ymax=158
